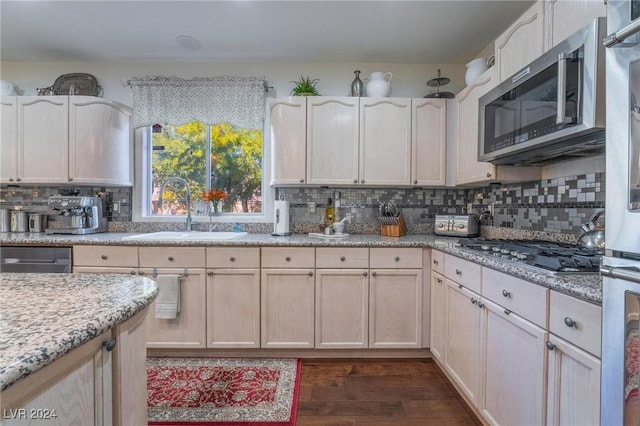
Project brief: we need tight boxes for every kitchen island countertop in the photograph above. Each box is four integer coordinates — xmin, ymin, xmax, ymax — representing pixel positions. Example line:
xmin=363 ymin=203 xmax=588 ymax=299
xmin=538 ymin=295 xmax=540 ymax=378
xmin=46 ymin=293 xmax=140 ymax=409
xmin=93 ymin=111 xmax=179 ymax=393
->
xmin=0 ymin=231 xmax=602 ymax=304
xmin=0 ymin=273 xmax=158 ymax=391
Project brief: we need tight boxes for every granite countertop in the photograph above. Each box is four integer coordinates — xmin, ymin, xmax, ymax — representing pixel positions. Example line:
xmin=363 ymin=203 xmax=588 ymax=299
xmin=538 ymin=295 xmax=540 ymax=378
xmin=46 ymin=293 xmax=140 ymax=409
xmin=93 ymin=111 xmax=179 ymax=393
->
xmin=0 ymin=231 xmax=602 ymax=304
xmin=0 ymin=273 xmax=158 ymax=391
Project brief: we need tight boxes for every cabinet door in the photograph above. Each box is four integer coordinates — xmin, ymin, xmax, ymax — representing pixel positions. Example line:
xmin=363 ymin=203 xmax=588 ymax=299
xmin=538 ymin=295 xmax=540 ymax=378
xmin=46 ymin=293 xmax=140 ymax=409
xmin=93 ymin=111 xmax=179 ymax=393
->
xmin=261 ymin=268 xmax=315 ymax=348
xmin=359 ymin=98 xmax=411 ymax=185
xmin=445 ymin=279 xmax=482 ymax=405
xmin=269 ymin=97 xmax=307 ymax=185
xmin=1 ymin=96 xmax=18 ymax=183
xmin=306 ymin=97 xmax=359 ymax=185
xmin=369 ymin=269 xmax=422 ymax=348
xmin=412 ymin=98 xmax=446 ymax=186
xmin=206 ymin=269 xmax=260 ymax=348
xmin=17 ymin=96 xmax=69 ymax=184
xmin=546 ymin=334 xmax=601 ymax=426
xmin=545 ymin=0 xmax=605 ymax=51
xmin=494 ymin=1 xmax=545 ymax=83
xmin=315 ymin=269 xmax=369 ymax=349
xmin=430 ymin=271 xmax=447 ymax=362
xmin=142 ymin=268 xmax=207 ymax=348
xmin=113 ymin=308 xmax=149 ymax=426
xmin=481 ymin=298 xmax=547 ymax=426
xmin=455 ymin=70 xmax=497 ymax=186
xmin=69 ymin=97 xmax=132 ymax=186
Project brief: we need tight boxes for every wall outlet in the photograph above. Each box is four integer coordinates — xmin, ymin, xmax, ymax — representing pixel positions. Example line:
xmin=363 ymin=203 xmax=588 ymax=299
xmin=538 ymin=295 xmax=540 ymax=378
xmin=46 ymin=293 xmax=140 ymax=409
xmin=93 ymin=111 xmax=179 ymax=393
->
xmin=308 ymin=202 xmax=316 ymax=214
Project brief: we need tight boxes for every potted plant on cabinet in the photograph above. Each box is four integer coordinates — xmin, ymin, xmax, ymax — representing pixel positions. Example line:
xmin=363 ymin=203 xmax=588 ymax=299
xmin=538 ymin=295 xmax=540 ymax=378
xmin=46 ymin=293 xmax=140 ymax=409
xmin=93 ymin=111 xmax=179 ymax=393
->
xmin=290 ymin=76 xmax=320 ymax=96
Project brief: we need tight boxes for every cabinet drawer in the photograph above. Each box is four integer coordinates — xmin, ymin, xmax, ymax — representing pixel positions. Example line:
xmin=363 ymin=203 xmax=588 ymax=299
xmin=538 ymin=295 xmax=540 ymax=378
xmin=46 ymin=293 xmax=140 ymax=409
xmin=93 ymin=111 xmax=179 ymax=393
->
xmin=444 ymin=254 xmax=481 ymax=293
xmin=482 ymin=267 xmax=548 ymax=328
xmin=370 ymin=248 xmax=422 ymax=269
xmin=139 ymin=247 xmax=205 ymax=268
xmin=316 ymin=247 xmax=369 ymax=269
xmin=550 ymin=291 xmax=601 ymax=357
xmin=261 ymin=247 xmax=315 ymax=268
xmin=431 ymin=250 xmax=445 ymax=274
xmin=73 ymin=245 xmax=138 ymax=267
xmin=206 ymin=247 xmax=260 ymax=268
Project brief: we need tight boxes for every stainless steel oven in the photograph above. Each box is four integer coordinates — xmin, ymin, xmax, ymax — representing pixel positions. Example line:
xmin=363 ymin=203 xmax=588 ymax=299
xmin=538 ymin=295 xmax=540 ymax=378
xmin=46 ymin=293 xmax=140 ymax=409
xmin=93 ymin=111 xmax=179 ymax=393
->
xmin=601 ymin=1 xmax=640 ymax=424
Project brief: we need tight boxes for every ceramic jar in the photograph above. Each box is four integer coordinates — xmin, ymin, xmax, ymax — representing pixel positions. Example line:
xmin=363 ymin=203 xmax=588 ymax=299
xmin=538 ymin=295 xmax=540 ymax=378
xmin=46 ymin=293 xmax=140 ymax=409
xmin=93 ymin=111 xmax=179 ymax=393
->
xmin=365 ymin=72 xmax=392 ymax=97
xmin=465 ymin=58 xmax=489 ymax=86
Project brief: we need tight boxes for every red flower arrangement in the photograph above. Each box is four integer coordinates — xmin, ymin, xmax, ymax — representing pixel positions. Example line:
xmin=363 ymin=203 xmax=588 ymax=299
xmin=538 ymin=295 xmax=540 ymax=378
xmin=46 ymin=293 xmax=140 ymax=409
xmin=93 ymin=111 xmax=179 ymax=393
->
xmin=202 ymin=189 xmax=227 ymax=202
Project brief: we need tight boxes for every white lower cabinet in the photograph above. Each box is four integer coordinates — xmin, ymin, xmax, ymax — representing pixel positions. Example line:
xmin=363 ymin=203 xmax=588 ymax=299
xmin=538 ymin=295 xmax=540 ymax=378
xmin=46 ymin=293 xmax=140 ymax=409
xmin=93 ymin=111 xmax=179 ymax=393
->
xmin=444 ymin=279 xmax=483 ymax=405
xmin=315 ymin=269 xmax=369 ymax=348
xmin=2 ymin=332 xmax=113 ymax=426
xmin=429 ymin=271 xmax=447 ymax=362
xmin=480 ymin=298 xmax=547 ymax=426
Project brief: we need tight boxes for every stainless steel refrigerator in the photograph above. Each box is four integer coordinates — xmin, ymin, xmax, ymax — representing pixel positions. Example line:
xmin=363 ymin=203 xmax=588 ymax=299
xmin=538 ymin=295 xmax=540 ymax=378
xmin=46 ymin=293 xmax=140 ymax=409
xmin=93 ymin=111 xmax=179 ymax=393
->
xmin=601 ymin=1 xmax=640 ymax=424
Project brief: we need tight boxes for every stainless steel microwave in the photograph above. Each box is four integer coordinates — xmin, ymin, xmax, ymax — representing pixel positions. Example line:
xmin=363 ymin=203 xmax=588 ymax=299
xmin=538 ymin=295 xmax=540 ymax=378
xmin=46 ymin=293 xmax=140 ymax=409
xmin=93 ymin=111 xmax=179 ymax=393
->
xmin=479 ymin=17 xmax=606 ymax=166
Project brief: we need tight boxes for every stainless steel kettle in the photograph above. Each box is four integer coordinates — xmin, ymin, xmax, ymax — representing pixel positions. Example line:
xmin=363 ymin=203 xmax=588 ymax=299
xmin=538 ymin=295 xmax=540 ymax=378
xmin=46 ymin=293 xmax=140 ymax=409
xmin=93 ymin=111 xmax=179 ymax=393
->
xmin=578 ymin=209 xmax=605 ymax=249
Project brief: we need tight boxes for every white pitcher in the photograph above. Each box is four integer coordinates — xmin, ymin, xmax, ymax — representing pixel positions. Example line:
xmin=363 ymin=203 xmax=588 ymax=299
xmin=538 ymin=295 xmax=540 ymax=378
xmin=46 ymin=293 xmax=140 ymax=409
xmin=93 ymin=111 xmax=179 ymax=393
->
xmin=465 ymin=58 xmax=489 ymax=86
xmin=364 ymin=72 xmax=392 ymax=97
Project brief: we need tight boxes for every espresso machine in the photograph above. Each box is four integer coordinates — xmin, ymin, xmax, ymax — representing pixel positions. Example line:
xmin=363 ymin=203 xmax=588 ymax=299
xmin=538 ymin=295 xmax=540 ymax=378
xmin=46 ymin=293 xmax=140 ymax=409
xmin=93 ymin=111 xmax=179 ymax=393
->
xmin=46 ymin=196 xmax=107 ymax=234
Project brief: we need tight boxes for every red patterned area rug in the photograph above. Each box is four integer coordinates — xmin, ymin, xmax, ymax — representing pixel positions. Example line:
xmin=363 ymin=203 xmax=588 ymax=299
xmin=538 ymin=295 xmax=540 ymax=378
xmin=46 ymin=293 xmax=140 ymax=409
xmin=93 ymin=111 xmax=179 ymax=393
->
xmin=147 ymin=358 xmax=301 ymax=426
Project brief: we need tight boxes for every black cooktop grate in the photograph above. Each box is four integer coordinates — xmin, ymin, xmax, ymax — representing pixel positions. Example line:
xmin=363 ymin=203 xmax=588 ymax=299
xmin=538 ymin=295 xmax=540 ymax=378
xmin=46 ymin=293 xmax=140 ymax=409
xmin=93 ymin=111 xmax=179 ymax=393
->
xmin=455 ymin=238 xmax=602 ymax=274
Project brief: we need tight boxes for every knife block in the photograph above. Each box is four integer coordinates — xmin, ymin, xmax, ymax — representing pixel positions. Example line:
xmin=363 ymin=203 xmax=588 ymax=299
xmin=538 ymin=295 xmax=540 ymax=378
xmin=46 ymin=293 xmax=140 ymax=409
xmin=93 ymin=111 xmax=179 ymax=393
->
xmin=380 ymin=213 xmax=407 ymax=237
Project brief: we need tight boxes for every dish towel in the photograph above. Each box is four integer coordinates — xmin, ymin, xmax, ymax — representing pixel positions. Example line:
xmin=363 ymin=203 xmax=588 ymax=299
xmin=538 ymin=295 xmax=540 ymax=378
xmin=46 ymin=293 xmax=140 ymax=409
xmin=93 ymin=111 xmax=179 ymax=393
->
xmin=154 ymin=274 xmax=181 ymax=319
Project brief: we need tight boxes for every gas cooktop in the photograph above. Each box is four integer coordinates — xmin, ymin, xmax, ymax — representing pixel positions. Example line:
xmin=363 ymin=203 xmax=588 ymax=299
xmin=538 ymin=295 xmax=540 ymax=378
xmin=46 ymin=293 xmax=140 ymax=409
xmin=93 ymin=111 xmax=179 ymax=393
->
xmin=455 ymin=238 xmax=603 ymax=274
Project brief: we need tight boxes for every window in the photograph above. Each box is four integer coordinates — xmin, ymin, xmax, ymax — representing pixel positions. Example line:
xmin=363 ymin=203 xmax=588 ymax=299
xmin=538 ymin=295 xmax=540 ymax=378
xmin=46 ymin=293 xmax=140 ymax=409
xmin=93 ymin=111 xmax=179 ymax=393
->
xmin=149 ymin=122 xmax=263 ymax=217
xmin=128 ymin=76 xmax=271 ymax=223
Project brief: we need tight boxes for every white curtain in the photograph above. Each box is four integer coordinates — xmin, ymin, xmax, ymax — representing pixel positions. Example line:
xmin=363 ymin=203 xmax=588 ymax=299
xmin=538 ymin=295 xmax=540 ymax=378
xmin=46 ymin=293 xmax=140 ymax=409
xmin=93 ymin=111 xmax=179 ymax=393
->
xmin=128 ymin=76 xmax=266 ymax=130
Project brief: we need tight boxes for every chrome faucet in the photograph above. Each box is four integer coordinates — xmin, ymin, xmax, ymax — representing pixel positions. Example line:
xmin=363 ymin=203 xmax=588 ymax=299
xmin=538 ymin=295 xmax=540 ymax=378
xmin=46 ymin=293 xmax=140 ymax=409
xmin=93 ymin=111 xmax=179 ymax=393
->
xmin=158 ymin=177 xmax=192 ymax=231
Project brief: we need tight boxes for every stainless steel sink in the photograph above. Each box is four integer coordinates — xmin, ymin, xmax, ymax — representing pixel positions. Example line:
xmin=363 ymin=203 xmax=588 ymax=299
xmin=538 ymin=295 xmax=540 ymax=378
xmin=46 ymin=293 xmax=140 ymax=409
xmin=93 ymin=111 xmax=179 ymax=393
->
xmin=121 ymin=231 xmax=248 ymax=241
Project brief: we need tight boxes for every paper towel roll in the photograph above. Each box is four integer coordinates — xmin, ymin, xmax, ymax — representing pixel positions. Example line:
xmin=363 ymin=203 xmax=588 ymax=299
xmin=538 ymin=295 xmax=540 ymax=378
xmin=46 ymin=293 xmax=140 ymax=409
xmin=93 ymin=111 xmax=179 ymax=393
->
xmin=273 ymin=200 xmax=290 ymax=235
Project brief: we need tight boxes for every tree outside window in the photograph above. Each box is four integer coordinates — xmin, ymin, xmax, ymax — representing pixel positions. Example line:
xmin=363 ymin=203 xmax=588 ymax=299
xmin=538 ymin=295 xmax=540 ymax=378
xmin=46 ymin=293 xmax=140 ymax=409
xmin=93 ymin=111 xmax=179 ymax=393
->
xmin=151 ymin=121 xmax=262 ymax=216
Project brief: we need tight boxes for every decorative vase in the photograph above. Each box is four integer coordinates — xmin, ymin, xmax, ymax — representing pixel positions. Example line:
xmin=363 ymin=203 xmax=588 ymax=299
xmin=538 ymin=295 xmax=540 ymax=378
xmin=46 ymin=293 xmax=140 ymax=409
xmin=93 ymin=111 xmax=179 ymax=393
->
xmin=351 ymin=70 xmax=364 ymax=97
xmin=364 ymin=71 xmax=392 ymax=97
xmin=209 ymin=201 xmax=221 ymax=216
xmin=465 ymin=58 xmax=489 ymax=86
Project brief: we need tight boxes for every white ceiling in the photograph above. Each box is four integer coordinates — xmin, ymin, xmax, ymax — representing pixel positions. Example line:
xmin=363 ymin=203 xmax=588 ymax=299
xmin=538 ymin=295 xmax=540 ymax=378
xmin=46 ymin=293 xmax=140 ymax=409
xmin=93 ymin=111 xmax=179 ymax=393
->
xmin=0 ymin=0 xmax=535 ymax=64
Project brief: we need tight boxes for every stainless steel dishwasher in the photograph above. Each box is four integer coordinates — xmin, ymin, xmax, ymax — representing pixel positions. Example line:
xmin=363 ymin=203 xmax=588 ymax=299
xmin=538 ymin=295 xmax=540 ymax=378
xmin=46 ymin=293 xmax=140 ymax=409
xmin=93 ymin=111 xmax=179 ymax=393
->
xmin=0 ymin=246 xmax=72 ymax=273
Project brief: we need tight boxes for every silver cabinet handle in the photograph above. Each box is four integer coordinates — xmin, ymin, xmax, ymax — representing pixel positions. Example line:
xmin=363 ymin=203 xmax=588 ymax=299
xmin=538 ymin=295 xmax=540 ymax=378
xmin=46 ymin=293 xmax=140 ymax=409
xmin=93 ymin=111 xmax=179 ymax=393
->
xmin=372 ymin=272 xmax=377 ymax=277
xmin=486 ymin=172 xmax=492 ymax=178
xmin=360 ymin=179 xmax=365 ymax=183
xmin=395 ymin=256 xmax=400 ymax=262
xmin=229 ymin=256 xmax=235 ymax=262
xmin=471 ymin=297 xmax=478 ymax=305
xmin=433 ymin=259 xmax=439 ymax=265
xmin=436 ymin=278 xmax=442 ymax=283
xmin=604 ymin=18 xmax=640 ymax=48
xmin=130 ymin=270 xmax=136 ymax=275
xmin=546 ymin=341 xmax=555 ymax=351
xmin=564 ymin=317 xmax=575 ymax=328
xmin=502 ymin=289 xmax=511 ymax=298
xmin=353 ymin=179 xmax=358 ymax=183
xmin=168 ymin=256 xmax=174 ymax=261
xmin=413 ymin=180 xmax=418 ymax=184
xmin=15 ymin=177 xmax=21 ymax=182
xmin=207 ymin=271 xmax=213 ymax=276
xmin=458 ymin=284 xmax=463 ymax=289
xmin=299 ymin=178 xmax=304 ymax=183
xmin=68 ymin=177 xmax=73 ymax=182
xmin=363 ymin=272 xmax=368 ymax=277
xmin=504 ymin=309 xmax=511 ymax=315
xmin=308 ymin=271 xmax=313 ymax=277
xmin=477 ymin=301 xmax=485 ymax=309
xmin=455 ymin=269 xmax=462 ymax=275
xmin=340 ymin=256 xmax=346 ymax=261
xmin=285 ymin=256 xmax=291 ymax=261
xmin=103 ymin=337 xmax=117 ymax=352
xmin=101 ymin=255 xmax=108 ymax=260
xmin=8 ymin=178 xmax=13 ymax=182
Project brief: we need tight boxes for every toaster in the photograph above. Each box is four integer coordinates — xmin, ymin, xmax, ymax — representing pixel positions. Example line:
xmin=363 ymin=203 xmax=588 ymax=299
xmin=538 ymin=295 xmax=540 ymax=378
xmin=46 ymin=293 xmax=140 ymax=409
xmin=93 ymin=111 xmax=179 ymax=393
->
xmin=434 ymin=214 xmax=479 ymax=237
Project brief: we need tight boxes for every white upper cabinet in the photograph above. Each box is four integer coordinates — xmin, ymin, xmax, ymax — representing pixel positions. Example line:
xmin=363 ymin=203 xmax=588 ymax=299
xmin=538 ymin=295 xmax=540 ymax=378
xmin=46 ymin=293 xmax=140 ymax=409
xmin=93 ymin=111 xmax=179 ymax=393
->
xmin=269 ymin=97 xmax=307 ymax=185
xmin=1 ymin=97 xmax=18 ymax=183
xmin=494 ymin=1 xmax=545 ymax=84
xmin=544 ymin=0 xmax=606 ymax=51
xmin=307 ymin=96 xmax=360 ymax=185
xmin=412 ymin=98 xmax=446 ymax=186
xmin=359 ymin=98 xmax=412 ymax=186
xmin=1 ymin=95 xmax=132 ymax=186
xmin=17 ymin=96 xmax=70 ymax=184
xmin=69 ymin=97 xmax=132 ymax=186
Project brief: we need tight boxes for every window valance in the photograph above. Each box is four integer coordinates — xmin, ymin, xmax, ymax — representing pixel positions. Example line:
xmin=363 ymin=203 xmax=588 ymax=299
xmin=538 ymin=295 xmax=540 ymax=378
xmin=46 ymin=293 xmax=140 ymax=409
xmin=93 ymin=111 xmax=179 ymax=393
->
xmin=128 ymin=76 xmax=266 ymax=130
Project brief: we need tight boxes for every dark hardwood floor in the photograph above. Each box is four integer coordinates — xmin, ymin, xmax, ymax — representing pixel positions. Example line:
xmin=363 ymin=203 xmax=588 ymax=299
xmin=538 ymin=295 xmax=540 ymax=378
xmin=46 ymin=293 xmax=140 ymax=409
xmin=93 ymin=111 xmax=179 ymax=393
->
xmin=296 ymin=358 xmax=482 ymax=426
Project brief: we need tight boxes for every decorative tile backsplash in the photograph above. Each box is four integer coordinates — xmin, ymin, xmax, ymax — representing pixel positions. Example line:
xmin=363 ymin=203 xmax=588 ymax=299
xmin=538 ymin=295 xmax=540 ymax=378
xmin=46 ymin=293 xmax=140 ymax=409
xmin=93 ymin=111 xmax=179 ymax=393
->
xmin=0 ymin=172 xmax=605 ymax=237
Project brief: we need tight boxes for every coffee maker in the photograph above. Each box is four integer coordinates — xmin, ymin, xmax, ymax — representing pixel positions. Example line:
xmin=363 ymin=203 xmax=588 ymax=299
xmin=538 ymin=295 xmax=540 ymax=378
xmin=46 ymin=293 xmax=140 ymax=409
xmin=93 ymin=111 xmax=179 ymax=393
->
xmin=46 ymin=196 xmax=107 ymax=234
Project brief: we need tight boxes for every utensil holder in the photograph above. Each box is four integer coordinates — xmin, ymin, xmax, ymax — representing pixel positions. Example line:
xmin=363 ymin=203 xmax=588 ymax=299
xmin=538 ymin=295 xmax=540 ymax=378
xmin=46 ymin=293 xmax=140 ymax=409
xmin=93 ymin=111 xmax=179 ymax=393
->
xmin=379 ymin=212 xmax=407 ymax=237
